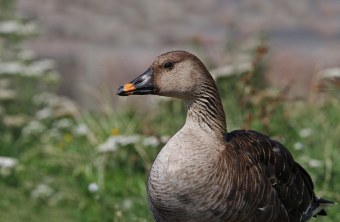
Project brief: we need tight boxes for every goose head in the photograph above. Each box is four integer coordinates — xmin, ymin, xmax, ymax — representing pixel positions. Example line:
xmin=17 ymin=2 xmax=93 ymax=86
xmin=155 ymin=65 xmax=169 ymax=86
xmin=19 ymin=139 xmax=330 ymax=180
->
xmin=116 ymin=51 xmax=215 ymax=100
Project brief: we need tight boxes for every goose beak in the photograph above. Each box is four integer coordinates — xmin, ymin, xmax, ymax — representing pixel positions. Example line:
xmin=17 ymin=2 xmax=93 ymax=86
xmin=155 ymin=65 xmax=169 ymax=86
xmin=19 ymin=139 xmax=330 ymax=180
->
xmin=116 ymin=68 xmax=155 ymax=96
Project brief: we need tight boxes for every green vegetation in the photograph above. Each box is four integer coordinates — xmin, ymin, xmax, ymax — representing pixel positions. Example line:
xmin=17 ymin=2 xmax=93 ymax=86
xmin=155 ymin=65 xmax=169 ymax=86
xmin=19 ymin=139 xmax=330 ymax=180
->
xmin=1 ymin=1 xmax=339 ymax=221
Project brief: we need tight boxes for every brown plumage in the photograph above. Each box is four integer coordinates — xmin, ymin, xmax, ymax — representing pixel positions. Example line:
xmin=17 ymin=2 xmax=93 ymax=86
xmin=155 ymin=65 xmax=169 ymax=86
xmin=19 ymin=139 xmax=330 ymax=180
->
xmin=117 ymin=51 xmax=334 ymax=222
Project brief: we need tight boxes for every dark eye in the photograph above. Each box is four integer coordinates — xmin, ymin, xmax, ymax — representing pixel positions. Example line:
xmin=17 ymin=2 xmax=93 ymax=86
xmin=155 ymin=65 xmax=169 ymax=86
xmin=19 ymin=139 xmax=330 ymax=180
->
xmin=163 ymin=62 xmax=174 ymax=69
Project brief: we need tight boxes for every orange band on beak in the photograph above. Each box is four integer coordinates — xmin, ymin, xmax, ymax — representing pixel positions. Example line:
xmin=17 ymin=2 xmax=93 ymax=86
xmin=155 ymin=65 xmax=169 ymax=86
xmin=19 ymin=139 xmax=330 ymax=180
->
xmin=123 ymin=83 xmax=136 ymax=92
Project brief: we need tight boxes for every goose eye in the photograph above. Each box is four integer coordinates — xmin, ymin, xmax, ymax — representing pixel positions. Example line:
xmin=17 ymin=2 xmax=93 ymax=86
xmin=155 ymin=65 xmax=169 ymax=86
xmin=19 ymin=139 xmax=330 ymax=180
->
xmin=163 ymin=62 xmax=174 ymax=69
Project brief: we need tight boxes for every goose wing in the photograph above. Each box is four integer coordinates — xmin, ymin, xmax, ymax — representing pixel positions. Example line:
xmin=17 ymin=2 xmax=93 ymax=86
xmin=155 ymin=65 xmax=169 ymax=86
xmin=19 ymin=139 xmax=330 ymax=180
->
xmin=225 ymin=130 xmax=330 ymax=221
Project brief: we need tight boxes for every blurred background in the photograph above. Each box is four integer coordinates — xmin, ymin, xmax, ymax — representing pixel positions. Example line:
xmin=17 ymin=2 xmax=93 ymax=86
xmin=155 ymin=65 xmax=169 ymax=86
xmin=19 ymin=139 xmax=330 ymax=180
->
xmin=15 ymin=0 xmax=340 ymax=108
xmin=0 ymin=0 xmax=339 ymax=221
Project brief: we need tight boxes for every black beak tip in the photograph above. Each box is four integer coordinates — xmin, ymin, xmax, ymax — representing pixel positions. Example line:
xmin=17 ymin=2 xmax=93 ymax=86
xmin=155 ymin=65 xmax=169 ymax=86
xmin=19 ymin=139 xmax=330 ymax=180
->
xmin=116 ymin=86 xmax=127 ymax=96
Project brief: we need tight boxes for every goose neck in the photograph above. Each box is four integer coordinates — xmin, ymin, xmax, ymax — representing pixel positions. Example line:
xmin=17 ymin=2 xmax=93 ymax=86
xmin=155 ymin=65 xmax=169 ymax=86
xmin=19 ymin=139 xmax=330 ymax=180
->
xmin=184 ymin=88 xmax=227 ymax=135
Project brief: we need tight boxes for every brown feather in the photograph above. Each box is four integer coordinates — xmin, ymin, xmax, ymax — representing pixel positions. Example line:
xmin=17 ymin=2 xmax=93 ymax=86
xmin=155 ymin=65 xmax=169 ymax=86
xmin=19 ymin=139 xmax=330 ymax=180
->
xmin=119 ymin=51 xmax=334 ymax=222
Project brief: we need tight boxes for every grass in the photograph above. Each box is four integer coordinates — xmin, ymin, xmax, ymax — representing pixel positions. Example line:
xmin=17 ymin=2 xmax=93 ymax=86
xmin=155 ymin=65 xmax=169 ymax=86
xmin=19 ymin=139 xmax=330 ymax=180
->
xmin=0 ymin=41 xmax=339 ymax=221
xmin=1 ymin=87 xmax=339 ymax=221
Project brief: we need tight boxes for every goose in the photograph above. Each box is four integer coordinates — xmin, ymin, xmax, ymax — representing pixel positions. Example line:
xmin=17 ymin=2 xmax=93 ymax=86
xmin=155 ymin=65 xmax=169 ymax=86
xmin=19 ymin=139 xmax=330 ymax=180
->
xmin=116 ymin=51 xmax=334 ymax=222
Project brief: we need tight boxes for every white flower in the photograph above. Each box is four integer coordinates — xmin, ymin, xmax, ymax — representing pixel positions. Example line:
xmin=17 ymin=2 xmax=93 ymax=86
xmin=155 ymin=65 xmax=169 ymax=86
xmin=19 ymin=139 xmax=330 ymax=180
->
xmin=36 ymin=107 xmax=53 ymax=119
xmin=0 ymin=156 xmax=17 ymax=168
xmin=22 ymin=121 xmax=46 ymax=136
xmin=97 ymin=135 xmax=140 ymax=153
xmin=299 ymin=128 xmax=313 ymax=138
xmin=0 ymin=89 xmax=16 ymax=101
xmin=88 ymin=183 xmax=99 ymax=193
xmin=0 ymin=20 xmax=38 ymax=35
xmin=98 ymin=138 xmax=118 ymax=153
xmin=31 ymin=184 xmax=54 ymax=199
xmin=319 ymin=67 xmax=340 ymax=80
xmin=293 ymin=142 xmax=304 ymax=150
xmin=116 ymin=211 xmax=122 ymax=217
xmin=143 ymin=136 xmax=160 ymax=147
xmin=53 ymin=118 xmax=73 ymax=129
xmin=97 ymin=135 xmax=171 ymax=153
xmin=117 ymin=135 xmax=140 ymax=146
xmin=0 ymin=61 xmax=24 ymax=75
xmin=122 ymin=199 xmax=133 ymax=209
xmin=73 ymin=123 xmax=89 ymax=136
xmin=210 ymin=62 xmax=253 ymax=79
xmin=160 ymin=135 xmax=170 ymax=144
xmin=308 ymin=159 xmax=322 ymax=168
xmin=0 ymin=20 xmax=21 ymax=34
xmin=25 ymin=59 xmax=55 ymax=76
